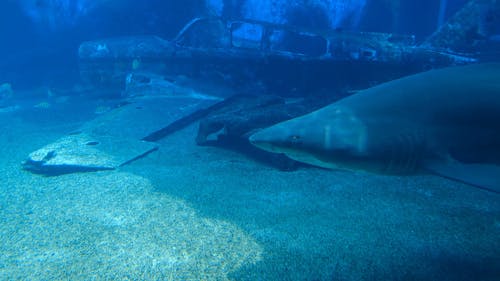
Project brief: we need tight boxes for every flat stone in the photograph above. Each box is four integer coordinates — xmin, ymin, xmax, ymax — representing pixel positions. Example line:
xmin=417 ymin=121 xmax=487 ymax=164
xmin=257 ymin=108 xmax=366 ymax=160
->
xmin=24 ymin=93 xmax=219 ymax=175
xmin=23 ymin=133 xmax=157 ymax=175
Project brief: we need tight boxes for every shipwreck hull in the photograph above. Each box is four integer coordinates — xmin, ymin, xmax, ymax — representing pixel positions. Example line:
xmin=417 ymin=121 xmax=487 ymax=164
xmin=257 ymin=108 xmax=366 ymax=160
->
xmin=78 ymin=18 xmax=476 ymax=98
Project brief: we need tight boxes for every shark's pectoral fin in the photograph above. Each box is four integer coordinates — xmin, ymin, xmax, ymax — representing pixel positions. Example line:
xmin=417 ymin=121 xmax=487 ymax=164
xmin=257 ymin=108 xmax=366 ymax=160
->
xmin=424 ymin=161 xmax=500 ymax=194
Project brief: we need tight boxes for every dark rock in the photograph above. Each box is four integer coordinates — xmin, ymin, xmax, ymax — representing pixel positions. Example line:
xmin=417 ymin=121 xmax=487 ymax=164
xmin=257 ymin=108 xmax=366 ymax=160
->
xmin=195 ymin=94 xmax=330 ymax=170
xmin=196 ymin=95 xmax=285 ymax=145
xmin=424 ymin=0 xmax=500 ymax=53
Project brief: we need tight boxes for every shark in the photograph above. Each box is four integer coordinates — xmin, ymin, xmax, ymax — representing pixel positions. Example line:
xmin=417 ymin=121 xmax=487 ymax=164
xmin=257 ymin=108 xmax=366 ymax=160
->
xmin=249 ymin=63 xmax=500 ymax=193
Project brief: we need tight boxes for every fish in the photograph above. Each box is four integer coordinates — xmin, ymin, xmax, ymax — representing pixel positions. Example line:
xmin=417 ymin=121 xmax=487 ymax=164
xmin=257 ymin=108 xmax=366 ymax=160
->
xmin=249 ymin=63 xmax=500 ymax=193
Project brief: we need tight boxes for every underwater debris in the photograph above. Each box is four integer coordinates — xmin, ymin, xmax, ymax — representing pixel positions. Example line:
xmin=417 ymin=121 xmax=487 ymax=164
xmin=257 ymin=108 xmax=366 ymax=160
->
xmin=124 ymin=72 xmax=222 ymax=101
xmin=23 ymin=134 xmax=118 ymax=175
xmin=194 ymin=94 xmax=331 ymax=170
xmin=424 ymin=0 xmax=500 ymax=53
xmin=23 ymin=94 xmax=219 ymax=176
xmin=78 ymin=17 xmax=476 ymax=98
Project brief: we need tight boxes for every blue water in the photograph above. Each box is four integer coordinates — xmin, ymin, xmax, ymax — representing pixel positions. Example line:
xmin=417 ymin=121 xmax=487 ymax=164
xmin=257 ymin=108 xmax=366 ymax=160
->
xmin=0 ymin=1 xmax=499 ymax=280
xmin=0 ymin=0 xmax=474 ymax=88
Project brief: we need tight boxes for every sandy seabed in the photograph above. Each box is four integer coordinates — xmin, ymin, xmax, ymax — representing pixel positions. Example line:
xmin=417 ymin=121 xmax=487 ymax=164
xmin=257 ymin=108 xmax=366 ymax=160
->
xmin=0 ymin=102 xmax=499 ymax=281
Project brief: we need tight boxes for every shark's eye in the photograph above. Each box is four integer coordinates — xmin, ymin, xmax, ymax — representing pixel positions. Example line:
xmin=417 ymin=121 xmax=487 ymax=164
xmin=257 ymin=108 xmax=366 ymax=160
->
xmin=288 ymin=135 xmax=302 ymax=145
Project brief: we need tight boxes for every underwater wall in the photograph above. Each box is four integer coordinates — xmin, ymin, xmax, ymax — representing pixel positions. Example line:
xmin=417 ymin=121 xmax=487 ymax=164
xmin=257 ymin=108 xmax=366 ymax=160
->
xmin=2 ymin=0 xmax=208 ymax=88
xmin=18 ymin=0 xmax=96 ymax=30
xmin=206 ymin=0 xmax=367 ymax=29
xmin=0 ymin=0 xmax=487 ymax=90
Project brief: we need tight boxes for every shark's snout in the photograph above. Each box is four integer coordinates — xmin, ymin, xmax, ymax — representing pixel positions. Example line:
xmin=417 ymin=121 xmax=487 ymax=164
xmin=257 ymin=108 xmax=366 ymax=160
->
xmin=248 ymin=127 xmax=283 ymax=153
xmin=248 ymin=130 xmax=270 ymax=149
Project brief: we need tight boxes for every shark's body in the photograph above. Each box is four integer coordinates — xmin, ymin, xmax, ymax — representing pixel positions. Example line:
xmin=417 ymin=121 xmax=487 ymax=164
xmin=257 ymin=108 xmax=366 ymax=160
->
xmin=249 ymin=63 xmax=500 ymax=192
